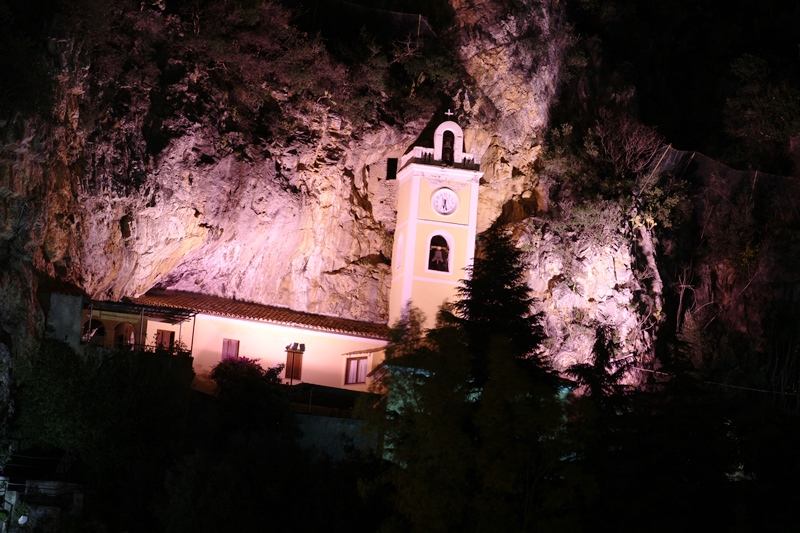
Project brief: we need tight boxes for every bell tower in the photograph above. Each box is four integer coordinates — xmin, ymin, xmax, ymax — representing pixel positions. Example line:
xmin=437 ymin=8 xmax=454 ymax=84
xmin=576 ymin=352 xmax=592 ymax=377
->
xmin=389 ymin=117 xmax=483 ymax=329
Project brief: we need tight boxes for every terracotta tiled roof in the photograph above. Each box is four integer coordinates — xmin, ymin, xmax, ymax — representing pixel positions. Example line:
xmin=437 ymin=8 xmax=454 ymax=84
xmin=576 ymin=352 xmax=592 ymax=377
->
xmin=133 ymin=290 xmax=389 ymax=340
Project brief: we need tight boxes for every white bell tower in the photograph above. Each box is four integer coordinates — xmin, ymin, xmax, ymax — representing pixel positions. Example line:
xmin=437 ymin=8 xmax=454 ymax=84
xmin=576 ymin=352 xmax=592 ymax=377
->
xmin=388 ymin=117 xmax=483 ymax=329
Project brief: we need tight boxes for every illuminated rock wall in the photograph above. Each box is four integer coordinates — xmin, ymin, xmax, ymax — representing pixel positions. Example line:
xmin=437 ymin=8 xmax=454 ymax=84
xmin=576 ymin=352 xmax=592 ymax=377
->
xmin=73 ymin=113 xmax=414 ymax=323
xmin=2 ymin=0 xmax=654 ymax=372
xmin=449 ymin=0 xmax=569 ymax=231
xmin=516 ymin=219 xmax=655 ymax=374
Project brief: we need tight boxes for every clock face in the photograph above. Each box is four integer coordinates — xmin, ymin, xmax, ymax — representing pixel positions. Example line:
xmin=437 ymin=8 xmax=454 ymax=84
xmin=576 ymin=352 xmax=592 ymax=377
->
xmin=431 ymin=188 xmax=459 ymax=215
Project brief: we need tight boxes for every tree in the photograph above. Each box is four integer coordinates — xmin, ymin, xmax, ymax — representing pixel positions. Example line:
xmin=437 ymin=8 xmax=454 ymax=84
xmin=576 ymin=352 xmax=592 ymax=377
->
xmin=369 ymin=228 xmax=568 ymax=532
xmin=589 ymin=108 xmax=665 ymax=181
xmin=14 ymin=339 xmax=194 ymax=530
xmin=209 ymin=357 xmax=293 ymax=438
xmin=566 ymin=325 xmax=632 ymax=411
xmin=723 ymin=54 xmax=800 ymax=174
xmin=448 ymin=225 xmax=550 ymax=385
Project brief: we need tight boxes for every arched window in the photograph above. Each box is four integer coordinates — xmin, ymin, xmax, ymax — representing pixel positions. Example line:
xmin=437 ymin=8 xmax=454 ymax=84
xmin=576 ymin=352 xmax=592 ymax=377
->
xmin=428 ymin=235 xmax=450 ymax=272
xmin=442 ymin=130 xmax=455 ymax=164
xmin=114 ymin=322 xmax=136 ymax=348
xmin=83 ymin=319 xmax=106 ymax=345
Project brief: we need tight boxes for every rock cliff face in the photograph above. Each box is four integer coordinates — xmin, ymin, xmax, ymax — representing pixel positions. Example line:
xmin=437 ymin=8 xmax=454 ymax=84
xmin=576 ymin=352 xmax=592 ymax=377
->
xmin=522 ymin=225 xmax=640 ymax=372
xmin=450 ymin=0 xmax=571 ymax=231
xmin=1 ymin=0 xmax=660 ymax=371
xmin=74 ymin=112 xmax=412 ymax=323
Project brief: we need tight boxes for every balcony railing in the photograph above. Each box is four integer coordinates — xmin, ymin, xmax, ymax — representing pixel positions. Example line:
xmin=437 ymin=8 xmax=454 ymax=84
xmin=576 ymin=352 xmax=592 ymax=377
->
xmin=399 ymin=146 xmax=481 ymax=172
xmin=80 ymin=339 xmax=191 ymax=357
xmin=400 ymin=156 xmax=481 ymax=171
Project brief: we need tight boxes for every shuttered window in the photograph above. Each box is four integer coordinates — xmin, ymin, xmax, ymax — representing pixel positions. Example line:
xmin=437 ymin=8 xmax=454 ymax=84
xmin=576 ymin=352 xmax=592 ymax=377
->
xmin=285 ymin=350 xmax=303 ymax=381
xmin=222 ymin=338 xmax=240 ymax=360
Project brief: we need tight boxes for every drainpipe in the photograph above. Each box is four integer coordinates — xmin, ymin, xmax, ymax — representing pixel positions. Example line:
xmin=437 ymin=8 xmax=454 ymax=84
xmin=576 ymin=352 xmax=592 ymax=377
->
xmin=190 ymin=315 xmax=196 ymax=354
xmin=86 ymin=301 xmax=93 ymax=348
xmin=139 ymin=308 xmax=144 ymax=349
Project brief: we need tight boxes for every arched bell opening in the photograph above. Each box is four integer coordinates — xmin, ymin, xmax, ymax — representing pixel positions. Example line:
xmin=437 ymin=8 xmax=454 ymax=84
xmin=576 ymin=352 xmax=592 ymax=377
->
xmin=428 ymin=234 xmax=451 ymax=272
xmin=442 ymin=130 xmax=455 ymax=165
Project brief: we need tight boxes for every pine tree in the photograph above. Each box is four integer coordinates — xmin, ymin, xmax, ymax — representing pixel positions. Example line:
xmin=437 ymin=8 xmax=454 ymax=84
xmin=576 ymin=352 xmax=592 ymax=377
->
xmin=448 ymin=225 xmax=550 ymax=386
xmin=368 ymin=227 xmax=568 ymax=532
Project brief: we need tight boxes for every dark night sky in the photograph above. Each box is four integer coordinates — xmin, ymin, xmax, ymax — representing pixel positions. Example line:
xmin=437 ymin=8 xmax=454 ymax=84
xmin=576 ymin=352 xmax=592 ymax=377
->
xmin=569 ymin=0 xmax=800 ymax=158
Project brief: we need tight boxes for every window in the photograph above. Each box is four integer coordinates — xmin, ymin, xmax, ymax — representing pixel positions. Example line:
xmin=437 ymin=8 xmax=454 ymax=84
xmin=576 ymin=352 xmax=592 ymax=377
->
xmin=156 ymin=329 xmax=175 ymax=349
xmin=345 ymin=357 xmax=369 ymax=384
xmin=386 ymin=158 xmax=398 ymax=180
xmin=222 ymin=338 xmax=240 ymax=360
xmin=428 ymin=235 xmax=450 ymax=272
xmin=285 ymin=344 xmax=304 ymax=382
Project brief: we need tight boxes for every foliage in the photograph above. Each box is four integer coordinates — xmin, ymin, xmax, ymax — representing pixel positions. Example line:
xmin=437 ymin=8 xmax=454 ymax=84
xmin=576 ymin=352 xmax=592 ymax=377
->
xmin=208 ymin=356 xmax=293 ymax=436
xmin=723 ymin=53 xmax=800 ymax=174
xmin=16 ymin=340 xmax=191 ymax=460
xmin=319 ymin=13 xmax=463 ymax=125
xmin=542 ymin=110 xmax=688 ymax=234
xmin=696 ymin=174 xmax=760 ymax=277
xmin=587 ymin=108 xmax=665 ymax=185
xmin=47 ymin=0 xmax=461 ymax=157
xmin=566 ymin=326 xmax=632 ymax=409
xmin=365 ymin=228 xmax=568 ymax=532
xmin=0 ymin=353 xmax=12 ymax=471
xmin=538 ymin=122 xmax=594 ymax=190
xmin=450 ymin=226 xmax=549 ymax=375
xmin=384 ymin=304 xmax=427 ymax=360
xmin=544 ymin=197 xmax=625 ymax=251
xmin=634 ymin=170 xmax=691 ymax=232
xmin=14 ymin=339 xmax=193 ymax=529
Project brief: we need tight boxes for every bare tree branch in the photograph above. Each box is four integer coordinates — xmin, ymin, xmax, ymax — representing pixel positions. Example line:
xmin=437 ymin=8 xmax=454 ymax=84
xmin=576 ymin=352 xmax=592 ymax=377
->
xmin=592 ymin=108 xmax=665 ymax=178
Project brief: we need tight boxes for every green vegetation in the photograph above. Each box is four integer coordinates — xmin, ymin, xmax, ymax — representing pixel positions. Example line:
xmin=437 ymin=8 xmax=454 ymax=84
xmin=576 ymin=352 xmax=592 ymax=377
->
xmin=208 ymin=356 xmax=292 ymax=437
xmin=14 ymin=340 xmax=193 ymax=529
xmin=12 ymin=339 xmax=384 ymax=532
xmin=357 ymin=226 xmax=800 ymax=531
xmin=723 ymin=53 xmax=800 ymax=174
xmin=563 ymin=0 xmax=800 ymax=176
xmin=3 ymin=0 xmax=800 ymax=530
xmin=364 ymin=228 xmax=567 ymax=532
xmin=15 ymin=340 xmax=191 ymax=465
xmin=0 ymin=0 xmax=463 ymax=147
xmin=160 ymin=355 xmax=382 ymax=532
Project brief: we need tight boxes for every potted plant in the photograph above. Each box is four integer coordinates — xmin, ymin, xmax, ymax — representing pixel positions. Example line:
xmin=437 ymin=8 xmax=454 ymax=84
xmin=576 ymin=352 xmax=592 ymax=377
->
xmin=14 ymin=501 xmax=29 ymax=525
